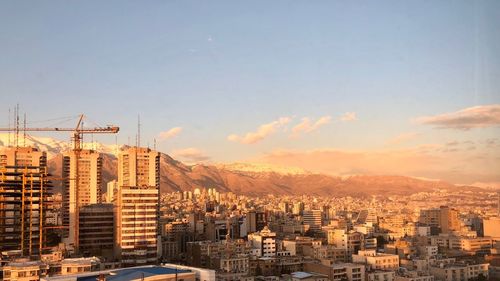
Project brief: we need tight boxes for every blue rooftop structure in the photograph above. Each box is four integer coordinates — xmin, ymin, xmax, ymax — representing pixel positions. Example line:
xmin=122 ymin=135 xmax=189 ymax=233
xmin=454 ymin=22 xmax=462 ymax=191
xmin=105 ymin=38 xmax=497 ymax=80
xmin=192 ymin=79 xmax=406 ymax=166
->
xmin=76 ymin=266 xmax=191 ymax=281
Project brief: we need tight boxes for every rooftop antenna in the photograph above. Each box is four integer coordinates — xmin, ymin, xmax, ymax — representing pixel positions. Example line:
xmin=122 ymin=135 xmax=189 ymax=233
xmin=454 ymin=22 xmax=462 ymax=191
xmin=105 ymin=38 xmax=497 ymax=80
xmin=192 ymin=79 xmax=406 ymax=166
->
xmin=23 ymin=112 xmax=26 ymax=147
xmin=153 ymin=138 xmax=156 ymax=151
xmin=15 ymin=103 xmax=20 ymax=147
xmin=137 ymin=114 xmax=141 ymax=148
xmin=7 ymin=107 xmax=11 ymax=147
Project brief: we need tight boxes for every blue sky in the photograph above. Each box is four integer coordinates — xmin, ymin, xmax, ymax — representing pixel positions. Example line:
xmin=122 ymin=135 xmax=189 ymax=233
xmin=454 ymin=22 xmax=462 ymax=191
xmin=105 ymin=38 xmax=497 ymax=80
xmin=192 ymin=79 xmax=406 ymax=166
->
xmin=1 ymin=1 xmax=499 ymax=184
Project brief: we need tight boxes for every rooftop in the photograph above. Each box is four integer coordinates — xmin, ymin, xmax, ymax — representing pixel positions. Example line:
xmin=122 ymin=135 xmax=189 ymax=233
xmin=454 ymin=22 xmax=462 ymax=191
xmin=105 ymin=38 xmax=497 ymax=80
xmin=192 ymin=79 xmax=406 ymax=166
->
xmin=61 ymin=257 xmax=100 ymax=265
xmin=291 ymin=271 xmax=328 ymax=279
xmin=83 ymin=267 xmax=191 ymax=281
xmin=42 ymin=265 xmax=192 ymax=281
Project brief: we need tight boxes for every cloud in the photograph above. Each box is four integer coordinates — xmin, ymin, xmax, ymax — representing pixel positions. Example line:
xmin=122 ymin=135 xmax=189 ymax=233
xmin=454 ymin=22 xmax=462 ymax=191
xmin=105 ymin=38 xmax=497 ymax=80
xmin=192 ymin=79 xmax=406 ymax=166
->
xmin=171 ymin=147 xmax=210 ymax=162
xmin=291 ymin=116 xmax=331 ymax=137
xmin=470 ymin=182 xmax=500 ymax=189
xmin=254 ymin=143 xmax=500 ymax=186
xmin=228 ymin=117 xmax=291 ymax=144
xmin=340 ymin=112 xmax=357 ymax=122
xmin=158 ymin=127 xmax=182 ymax=140
xmin=484 ymin=138 xmax=499 ymax=148
xmin=415 ymin=104 xmax=500 ymax=130
xmin=387 ymin=132 xmax=419 ymax=145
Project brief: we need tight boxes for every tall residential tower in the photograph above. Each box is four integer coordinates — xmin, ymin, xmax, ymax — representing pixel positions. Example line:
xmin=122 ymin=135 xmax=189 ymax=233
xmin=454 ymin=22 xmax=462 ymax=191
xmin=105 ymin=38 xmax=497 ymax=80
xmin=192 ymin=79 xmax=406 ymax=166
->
xmin=115 ymin=146 xmax=160 ymax=266
xmin=62 ymin=149 xmax=103 ymax=251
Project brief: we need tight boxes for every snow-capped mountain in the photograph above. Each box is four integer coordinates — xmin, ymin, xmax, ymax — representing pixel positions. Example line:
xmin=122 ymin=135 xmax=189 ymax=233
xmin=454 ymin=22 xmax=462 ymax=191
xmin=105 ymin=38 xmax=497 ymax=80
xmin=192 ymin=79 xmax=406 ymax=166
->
xmin=216 ymin=162 xmax=309 ymax=175
xmin=0 ymin=133 xmax=121 ymax=158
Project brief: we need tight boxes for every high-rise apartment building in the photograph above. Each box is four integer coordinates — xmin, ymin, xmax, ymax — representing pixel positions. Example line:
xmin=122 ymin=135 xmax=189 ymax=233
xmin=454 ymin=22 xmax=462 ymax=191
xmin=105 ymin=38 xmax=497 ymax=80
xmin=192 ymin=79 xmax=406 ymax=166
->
xmin=62 ymin=149 xmax=103 ymax=250
xmin=419 ymin=208 xmax=440 ymax=227
xmin=439 ymin=206 xmax=460 ymax=234
xmin=292 ymin=202 xmax=304 ymax=215
xmin=247 ymin=226 xmax=276 ymax=257
xmin=115 ymin=146 xmax=160 ymax=267
xmin=303 ymin=209 xmax=323 ymax=232
xmin=246 ymin=211 xmax=266 ymax=233
xmin=78 ymin=203 xmax=114 ymax=259
xmin=419 ymin=206 xmax=460 ymax=234
xmin=0 ymin=147 xmax=52 ymax=257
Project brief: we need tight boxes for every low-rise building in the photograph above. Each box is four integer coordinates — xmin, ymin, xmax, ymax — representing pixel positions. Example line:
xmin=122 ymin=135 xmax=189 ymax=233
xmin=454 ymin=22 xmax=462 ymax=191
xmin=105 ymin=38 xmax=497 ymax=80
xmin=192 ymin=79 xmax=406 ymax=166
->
xmin=304 ymin=262 xmax=365 ymax=281
xmin=2 ymin=260 xmax=49 ymax=281
xmin=282 ymin=237 xmax=322 ymax=256
xmin=291 ymin=271 xmax=329 ymax=281
xmin=60 ymin=257 xmax=101 ymax=275
xmin=430 ymin=234 xmax=492 ymax=255
xmin=327 ymin=230 xmax=365 ymax=258
xmin=302 ymin=245 xmax=347 ymax=262
xmin=219 ymin=255 xmax=249 ymax=274
xmin=429 ymin=262 xmax=489 ymax=281
xmin=395 ymin=270 xmax=434 ymax=281
xmin=40 ymin=264 xmax=206 ymax=281
xmin=248 ymin=226 xmax=276 ymax=257
xmin=366 ymin=270 xmax=396 ymax=281
xmin=352 ymin=250 xmax=400 ymax=271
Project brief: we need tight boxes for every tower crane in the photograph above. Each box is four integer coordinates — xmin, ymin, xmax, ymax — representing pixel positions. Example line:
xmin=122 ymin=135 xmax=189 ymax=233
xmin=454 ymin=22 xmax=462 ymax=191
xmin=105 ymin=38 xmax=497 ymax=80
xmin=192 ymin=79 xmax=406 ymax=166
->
xmin=0 ymin=114 xmax=119 ymax=150
xmin=0 ymin=114 xmax=119 ymax=254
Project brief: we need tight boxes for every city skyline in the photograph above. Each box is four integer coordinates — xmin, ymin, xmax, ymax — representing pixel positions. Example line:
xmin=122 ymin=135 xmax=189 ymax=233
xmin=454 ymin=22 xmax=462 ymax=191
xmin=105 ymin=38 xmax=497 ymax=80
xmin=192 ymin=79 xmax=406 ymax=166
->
xmin=1 ymin=1 xmax=500 ymax=187
xmin=2 ymin=2 xmax=500 ymax=281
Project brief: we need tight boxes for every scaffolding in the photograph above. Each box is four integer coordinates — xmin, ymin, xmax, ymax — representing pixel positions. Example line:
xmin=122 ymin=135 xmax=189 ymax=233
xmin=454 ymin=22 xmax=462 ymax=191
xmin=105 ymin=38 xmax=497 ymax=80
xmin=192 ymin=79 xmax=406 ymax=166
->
xmin=0 ymin=164 xmax=53 ymax=258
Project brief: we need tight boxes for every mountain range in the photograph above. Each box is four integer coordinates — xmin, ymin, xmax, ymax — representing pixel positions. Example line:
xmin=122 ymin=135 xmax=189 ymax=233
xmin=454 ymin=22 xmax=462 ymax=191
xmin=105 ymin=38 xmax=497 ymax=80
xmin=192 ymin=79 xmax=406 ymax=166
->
xmin=1 ymin=134 xmax=482 ymax=197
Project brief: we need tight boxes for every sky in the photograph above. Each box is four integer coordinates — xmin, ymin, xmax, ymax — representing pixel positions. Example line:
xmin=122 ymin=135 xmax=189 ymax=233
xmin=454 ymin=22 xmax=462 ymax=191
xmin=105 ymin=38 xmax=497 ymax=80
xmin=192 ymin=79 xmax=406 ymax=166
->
xmin=1 ymin=1 xmax=499 ymax=187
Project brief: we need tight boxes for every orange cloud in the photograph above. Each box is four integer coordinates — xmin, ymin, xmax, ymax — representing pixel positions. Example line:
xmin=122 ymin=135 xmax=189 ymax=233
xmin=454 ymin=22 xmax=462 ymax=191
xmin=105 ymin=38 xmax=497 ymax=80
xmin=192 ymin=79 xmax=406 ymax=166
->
xmin=340 ymin=112 xmax=357 ymax=122
xmin=416 ymin=104 xmax=500 ymax=130
xmin=227 ymin=117 xmax=291 ymax=144
xmin=171 ymin=147 xmax=210 ymax=162
xmin=291 ymin=116 xmax=332 ymax=137
xmin=158 ymin=127 xmax=182 ymax=140
xmin=256 ymin=145 xmax=500 ymax=185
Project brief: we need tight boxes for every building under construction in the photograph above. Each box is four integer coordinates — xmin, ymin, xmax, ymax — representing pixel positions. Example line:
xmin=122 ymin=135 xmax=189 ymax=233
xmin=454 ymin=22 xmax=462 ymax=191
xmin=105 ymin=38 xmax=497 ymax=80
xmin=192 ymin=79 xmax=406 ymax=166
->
xmin=0 ymin=113 xmax=119 ymax=257
xmin=0 ymin=146 xmax=53 ymax=258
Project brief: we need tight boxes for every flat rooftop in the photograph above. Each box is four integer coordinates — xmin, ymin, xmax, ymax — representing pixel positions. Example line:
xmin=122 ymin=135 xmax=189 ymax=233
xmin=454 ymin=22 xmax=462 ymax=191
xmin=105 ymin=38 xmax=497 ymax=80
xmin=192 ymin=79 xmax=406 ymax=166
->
xmin=78 ymin=267 xmax=191 ymax=281
xmin=41 ymin=265 xmax=191 ymax=281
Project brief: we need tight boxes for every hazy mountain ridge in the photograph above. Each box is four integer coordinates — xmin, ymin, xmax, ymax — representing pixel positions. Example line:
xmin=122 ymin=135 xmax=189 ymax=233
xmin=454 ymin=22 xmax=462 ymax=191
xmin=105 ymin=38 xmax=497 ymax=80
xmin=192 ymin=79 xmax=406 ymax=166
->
xmin=1 ymin=135 xmax=479 ymax=196
xmin=158 ymin=155 xmax=468 ymax=196
xmin=46 ymin=152 xmax=462 ymax=196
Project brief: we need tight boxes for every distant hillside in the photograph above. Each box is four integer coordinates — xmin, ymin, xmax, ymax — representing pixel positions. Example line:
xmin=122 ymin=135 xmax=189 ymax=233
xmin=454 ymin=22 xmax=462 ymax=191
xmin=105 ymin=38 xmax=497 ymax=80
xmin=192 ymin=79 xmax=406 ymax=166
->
xmin=156 ymin=154 xmax=461 ymax=196
xmin=46 ymin=152 xmax=462 ymax=196
xmin=2 ymin=134 xmax=479 ymax=197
